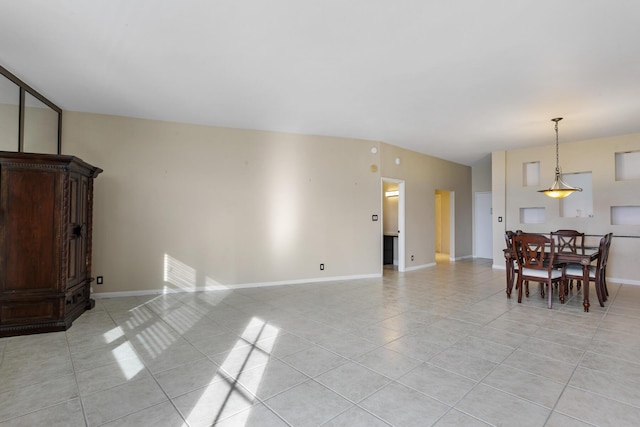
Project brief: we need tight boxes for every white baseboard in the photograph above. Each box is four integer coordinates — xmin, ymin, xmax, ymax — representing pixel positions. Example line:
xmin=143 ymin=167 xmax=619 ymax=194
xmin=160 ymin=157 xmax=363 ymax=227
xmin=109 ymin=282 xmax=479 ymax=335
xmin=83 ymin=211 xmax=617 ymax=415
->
xmin=453 ymin=255 xmax=473 ymax=261
xmin=92 ymin=273 xmax=383 ymax=299
xmin=404 ymin=262 xmax=436 ymax=272
xmin=93 ymin=289 xmax=168 ymax=299
xmin=608 ymin=277 xmax=640 ymax=286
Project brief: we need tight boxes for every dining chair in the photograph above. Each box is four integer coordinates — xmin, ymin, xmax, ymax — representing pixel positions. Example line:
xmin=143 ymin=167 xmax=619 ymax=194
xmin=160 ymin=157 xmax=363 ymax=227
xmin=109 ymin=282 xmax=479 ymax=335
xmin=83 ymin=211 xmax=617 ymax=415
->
xmin=551 ymin=229 xmax=585 ymax=289
xmin=505 ymin=230 xmax=523 ymax=298
xmin=512 ymin=233 xmax=566 ymax=309
xmin=505 ymin=231 xmax=516 ymax=298
xmin=565 ymin=233 xmax=612 ymax=307
xmin=601 ymin=233 xmax=613 ymax=299
xmin=551 ymin=229 xmax=585 ymax=252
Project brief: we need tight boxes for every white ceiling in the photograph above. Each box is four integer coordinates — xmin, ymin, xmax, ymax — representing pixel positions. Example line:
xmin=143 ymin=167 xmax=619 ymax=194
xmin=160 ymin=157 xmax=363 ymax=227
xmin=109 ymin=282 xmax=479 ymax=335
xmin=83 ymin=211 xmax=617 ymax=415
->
xmin=2 ymin=0 xmax=640 ymax=165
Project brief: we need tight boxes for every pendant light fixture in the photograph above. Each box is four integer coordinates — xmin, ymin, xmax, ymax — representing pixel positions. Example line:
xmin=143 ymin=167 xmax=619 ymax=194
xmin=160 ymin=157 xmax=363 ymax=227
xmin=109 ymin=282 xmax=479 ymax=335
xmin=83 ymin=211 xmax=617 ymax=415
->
xmin=538 ymin=117 xmax=582 ymax=198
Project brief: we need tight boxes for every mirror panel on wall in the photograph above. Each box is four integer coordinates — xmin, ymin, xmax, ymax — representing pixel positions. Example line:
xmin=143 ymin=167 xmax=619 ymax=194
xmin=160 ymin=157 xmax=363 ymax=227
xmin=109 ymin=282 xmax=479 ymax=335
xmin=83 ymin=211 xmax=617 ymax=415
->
xmin=23 ymin=92 xmax=59 ymax=154
xmin=0 ymin=72 xmax=20 ymax=151
xmin=0 ymin=64 xmax=61 ymax=154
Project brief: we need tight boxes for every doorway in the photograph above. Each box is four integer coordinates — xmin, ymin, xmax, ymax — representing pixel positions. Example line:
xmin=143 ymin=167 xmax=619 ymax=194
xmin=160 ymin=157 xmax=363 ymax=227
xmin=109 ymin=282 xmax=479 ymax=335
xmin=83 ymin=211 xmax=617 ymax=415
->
xmin=382 ymin=178 xmax=405 ymax=272
xmin=435 ymin=190 xmax=455 ymax=261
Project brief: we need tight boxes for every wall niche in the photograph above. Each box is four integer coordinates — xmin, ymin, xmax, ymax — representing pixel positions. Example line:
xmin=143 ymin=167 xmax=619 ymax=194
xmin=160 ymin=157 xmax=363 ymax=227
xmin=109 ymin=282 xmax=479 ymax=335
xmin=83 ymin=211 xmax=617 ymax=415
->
xmin=559 ymin=172 xmax=593 ymax=218
xmin=615 ymin=151 xmax=640 ymax=181
xmin=520 ymin=207 xmax=545 ymax=224
xmin=522 ymin=161 xmax=540 ymax=187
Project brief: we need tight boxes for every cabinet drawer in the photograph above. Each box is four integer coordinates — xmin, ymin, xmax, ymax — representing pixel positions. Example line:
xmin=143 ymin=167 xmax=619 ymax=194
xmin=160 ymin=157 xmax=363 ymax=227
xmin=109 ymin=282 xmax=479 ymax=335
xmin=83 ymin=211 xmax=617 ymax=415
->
xmin=65 ymin=284 xmax=89 ymax=319
xmin=0 ymin=298 xmax=61 ymax=324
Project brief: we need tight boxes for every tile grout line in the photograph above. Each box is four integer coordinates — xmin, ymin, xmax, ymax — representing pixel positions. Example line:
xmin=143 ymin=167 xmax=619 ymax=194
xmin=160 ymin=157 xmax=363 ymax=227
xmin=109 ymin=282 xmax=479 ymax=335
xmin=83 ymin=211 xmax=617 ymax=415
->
xmin=541 ymin=281 xmax=618 ymax=426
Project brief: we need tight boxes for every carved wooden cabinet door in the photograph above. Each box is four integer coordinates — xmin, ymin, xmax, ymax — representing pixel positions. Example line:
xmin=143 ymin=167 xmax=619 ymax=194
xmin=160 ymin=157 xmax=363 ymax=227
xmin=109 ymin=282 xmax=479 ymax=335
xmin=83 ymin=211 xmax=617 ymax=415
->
xmin=66 ymin=172 xmax=90 ymax=289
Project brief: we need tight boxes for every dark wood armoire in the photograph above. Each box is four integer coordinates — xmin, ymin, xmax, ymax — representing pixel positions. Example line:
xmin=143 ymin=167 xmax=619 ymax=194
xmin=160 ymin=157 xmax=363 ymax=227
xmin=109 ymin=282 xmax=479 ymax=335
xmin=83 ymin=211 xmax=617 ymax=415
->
xmin=0 ymin=151 xmax=102 ymax=336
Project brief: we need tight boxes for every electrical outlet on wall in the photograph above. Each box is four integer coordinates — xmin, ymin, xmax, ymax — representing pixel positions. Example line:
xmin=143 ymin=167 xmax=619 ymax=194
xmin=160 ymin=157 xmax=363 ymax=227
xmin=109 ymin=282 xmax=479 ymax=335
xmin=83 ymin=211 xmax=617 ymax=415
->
xmin=320 ymin=264 xmax=325 ymax=271
xmin=96 ymin=276 xmax=103 ymax=285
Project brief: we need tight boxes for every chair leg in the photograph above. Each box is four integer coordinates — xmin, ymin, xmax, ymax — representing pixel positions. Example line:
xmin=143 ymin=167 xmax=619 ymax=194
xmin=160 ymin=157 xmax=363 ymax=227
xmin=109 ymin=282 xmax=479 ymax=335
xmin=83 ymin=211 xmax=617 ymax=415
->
xmin=594 ymin=277 xmax=605 ymax=307
xmin=559 ymin=280 xmax=566 ymax=304
xmin=506 ymin=264 xmax=514 ymax=298
xmin=517 ymin=277 xmax=523 ymax=303
xmin=540 ymin=282 xmax=545 ymax=298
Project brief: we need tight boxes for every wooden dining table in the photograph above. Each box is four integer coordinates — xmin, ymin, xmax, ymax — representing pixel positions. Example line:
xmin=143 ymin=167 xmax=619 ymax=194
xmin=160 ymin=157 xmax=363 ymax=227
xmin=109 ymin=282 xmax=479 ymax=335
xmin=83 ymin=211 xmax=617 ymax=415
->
xmin=504 ymin=245 xmax=600 ymax=312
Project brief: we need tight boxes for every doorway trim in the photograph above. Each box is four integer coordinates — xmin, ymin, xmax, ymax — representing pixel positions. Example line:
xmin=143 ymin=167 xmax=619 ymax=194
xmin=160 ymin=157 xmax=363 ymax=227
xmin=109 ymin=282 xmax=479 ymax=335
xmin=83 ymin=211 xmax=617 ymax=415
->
xmin=381 ymin=178 xmax=405 ymax=272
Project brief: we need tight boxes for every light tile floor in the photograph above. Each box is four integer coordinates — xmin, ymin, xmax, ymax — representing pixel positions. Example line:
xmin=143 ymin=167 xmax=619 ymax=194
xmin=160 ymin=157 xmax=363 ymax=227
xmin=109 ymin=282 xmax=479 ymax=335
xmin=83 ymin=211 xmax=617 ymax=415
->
xmin=2 ymin=258 xmax=640 ymax=426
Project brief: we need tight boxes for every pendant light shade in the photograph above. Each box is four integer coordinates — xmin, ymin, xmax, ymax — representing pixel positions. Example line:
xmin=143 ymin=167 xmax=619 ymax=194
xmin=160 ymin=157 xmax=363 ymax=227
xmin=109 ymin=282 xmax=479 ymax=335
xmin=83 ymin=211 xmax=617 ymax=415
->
xmin=538 ymin=117 xmax=582 ymax=198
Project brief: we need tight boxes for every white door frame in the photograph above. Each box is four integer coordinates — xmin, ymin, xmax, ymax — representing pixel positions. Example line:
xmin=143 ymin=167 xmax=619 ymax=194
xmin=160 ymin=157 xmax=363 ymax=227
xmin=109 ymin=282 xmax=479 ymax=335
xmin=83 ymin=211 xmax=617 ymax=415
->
xmin=382 ymin=178 xmax=405 ymax=272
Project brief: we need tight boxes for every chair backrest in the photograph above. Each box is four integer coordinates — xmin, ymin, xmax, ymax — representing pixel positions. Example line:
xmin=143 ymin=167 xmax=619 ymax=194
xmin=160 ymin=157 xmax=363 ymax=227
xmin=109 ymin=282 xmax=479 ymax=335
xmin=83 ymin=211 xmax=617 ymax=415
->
xmin=596 ymin=233 xmax=613 ymax=279
xmin=505 ymin=230 xmax=524 ymax=248
xmin=604 ymin=232 xmax=613 ymax=267
xmin=505 ymin=231 xmax=515 ymax=249
xmin=551 ymin=229 xmax=585 ymax=253
xmin=512 ymin=233 xmax=556 ymax=272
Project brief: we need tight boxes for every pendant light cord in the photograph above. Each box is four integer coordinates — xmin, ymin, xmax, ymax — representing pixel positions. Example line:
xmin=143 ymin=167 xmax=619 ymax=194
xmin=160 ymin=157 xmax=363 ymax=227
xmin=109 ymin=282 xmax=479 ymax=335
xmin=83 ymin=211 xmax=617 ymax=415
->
xmin=553 ymin=117 xmax=562 ymax=174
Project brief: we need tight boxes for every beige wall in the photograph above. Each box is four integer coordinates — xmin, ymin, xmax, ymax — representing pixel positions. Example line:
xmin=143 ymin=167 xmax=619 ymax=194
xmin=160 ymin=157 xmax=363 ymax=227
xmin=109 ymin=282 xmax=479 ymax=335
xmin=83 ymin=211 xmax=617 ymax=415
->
xmin=0 ymin=74 xmax=20 ymax=151
xmin=492 ymin=133 xmax=640 ymax=284
xmin=63 ymin=111 xmax=473 ymax=295
xmin=23 ymin=105 xmax=58 ymax=154
xmin=472 ymin=154 xmax=492 ymax=194
xmin=379 ymin=143 xmax=472 ymax=265
xmin=0 ymin=104 xmax=58 ymax=153
xmin=0 ymin=103 xmax=19 ymax=151
xmin=492 ymin=151 xmax=507 ymax=268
